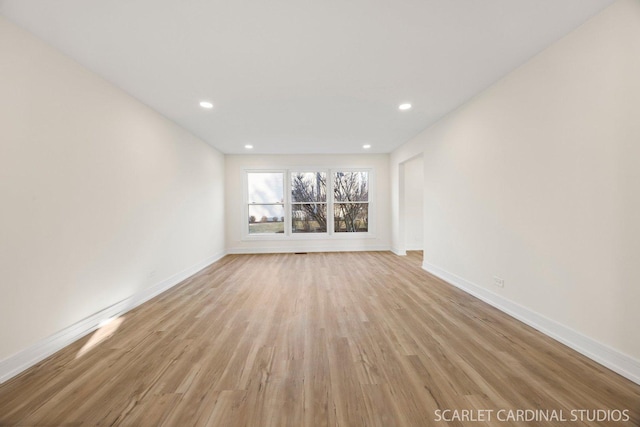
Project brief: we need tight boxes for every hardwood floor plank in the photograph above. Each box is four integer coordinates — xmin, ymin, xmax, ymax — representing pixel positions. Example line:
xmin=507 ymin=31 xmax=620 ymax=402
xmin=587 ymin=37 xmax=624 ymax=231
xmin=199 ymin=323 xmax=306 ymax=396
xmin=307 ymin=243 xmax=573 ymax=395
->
xmin=1 ymin=251 xmax=639 ymax=426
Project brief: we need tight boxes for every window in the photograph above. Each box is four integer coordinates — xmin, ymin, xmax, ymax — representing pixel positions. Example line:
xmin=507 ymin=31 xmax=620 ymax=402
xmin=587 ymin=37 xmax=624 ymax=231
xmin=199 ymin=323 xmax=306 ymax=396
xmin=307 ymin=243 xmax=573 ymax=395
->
xmin=291 ymin=172 xmax=327 ymax=233
xmin=333 ymin=171 xmax=369 ymax=232
xmin=245 ymin=168 xmax=371 ymax=237
xmin=247 ymin=172 xmax=285 ymax=234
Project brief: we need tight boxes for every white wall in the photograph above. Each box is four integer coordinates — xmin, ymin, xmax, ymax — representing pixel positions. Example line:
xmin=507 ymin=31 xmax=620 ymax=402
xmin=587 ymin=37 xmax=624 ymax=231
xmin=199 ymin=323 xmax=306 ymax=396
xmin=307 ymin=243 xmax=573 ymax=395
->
xmin=0 ymin=16 xmax=225 ymax=370
xmin=225 ymin=154 xmax=390 ymax=253
xmin=390 ymin=0 xmax=640 ymax=382
xmin=403 ymin=156 xmax=424 ymax=250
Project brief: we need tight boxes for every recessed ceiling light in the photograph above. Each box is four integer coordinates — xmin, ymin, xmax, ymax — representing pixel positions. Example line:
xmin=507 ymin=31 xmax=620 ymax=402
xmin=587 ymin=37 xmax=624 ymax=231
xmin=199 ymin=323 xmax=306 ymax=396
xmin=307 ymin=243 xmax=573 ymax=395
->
xmin=244 ymin=144 xmax=254 ymax=149
xmin=363 ymin=144 xmax=371 ymax=149
xmin=199 ymin=101 xmax=214 ymax=109
xmin=399 ymin=103 xmax=412 ymax=110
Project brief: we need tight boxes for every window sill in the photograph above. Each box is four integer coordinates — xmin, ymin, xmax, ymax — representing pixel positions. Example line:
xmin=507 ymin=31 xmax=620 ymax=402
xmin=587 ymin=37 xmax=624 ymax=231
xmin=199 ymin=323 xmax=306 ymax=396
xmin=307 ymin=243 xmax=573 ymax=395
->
xmin=241 ymin=232 xmax=377 ymax=242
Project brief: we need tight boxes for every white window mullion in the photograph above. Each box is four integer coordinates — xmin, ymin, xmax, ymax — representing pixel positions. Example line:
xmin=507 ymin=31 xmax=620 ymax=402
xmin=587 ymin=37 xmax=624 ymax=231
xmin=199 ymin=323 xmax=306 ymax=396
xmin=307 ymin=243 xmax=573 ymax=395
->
xmin=285 ymin=169 xmax=291 ymax=236
xmin=328 ymin=169 xmax=334 ymax=234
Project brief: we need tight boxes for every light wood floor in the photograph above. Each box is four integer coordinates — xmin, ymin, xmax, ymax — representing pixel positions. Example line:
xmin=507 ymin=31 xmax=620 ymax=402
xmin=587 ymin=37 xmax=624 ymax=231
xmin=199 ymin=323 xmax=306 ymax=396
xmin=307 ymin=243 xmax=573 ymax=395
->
xmin=1 ymin=252 xmax=638 ymax=426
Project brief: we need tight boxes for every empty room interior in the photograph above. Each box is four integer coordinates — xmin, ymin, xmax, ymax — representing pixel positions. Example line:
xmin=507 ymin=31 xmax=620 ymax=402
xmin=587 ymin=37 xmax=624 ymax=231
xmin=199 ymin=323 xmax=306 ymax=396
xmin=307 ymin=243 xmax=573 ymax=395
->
xmin=1 ymin=0 xmax=640 ymax=425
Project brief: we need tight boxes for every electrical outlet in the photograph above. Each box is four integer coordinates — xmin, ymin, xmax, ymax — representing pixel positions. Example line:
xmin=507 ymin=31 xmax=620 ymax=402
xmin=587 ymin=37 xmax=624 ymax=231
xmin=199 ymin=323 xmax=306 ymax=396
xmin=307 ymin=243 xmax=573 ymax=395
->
xmin=493 ymin=276 xmax=505 ymax=288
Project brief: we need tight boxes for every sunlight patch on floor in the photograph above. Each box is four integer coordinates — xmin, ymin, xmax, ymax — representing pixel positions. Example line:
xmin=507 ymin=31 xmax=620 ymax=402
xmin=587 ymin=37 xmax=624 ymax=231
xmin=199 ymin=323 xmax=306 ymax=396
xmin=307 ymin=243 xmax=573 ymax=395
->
xmin=76 ymin=316 xmax=125 ymax=359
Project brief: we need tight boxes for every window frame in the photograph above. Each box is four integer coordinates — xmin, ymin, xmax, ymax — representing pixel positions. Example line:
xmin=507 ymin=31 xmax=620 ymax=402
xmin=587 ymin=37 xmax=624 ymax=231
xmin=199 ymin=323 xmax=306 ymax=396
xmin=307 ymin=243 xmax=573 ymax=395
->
xmin=289 ymin=171 xmax=329 ymax=235
xmin=241 ymin=167 xmax=375 ymax=240
xmin=332 ymin=170 xmax=370 ymax=234
xmin=244 ymin=169 xmax=287 ymax=238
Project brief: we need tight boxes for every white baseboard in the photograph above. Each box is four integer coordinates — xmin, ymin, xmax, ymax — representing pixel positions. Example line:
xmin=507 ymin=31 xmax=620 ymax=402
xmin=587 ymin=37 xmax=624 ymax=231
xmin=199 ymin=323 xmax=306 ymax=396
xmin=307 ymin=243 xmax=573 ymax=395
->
xmin=227 ymin=245 xmax=390 ymax=254
xmin=0 ymin=251 xmax=226 ymax=384
xmin=422 ymin=261 xmax=640 ymax=386
xmin=390 ymin=247 xmax=407 ymax=256
xmin=405 ymin=245 xmax=423 ymax=251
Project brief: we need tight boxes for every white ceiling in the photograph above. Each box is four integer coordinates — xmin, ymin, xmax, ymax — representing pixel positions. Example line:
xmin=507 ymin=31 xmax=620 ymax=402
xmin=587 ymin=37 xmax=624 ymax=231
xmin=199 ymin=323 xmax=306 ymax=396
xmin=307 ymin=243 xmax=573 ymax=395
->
xmin=0 ymin=0 xmax=614 ymax=154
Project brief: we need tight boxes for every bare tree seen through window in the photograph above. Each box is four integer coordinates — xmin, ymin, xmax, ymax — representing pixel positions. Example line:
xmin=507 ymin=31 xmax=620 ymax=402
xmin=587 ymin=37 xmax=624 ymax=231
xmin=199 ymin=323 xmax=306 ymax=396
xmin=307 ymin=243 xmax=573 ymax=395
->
xmin=291 ymin=172 xmax=327 ymax=232
xmin=334 ymin=171 xmax=369 ymax=232
xmin=248 ymin=170 xmax=370 ymax=235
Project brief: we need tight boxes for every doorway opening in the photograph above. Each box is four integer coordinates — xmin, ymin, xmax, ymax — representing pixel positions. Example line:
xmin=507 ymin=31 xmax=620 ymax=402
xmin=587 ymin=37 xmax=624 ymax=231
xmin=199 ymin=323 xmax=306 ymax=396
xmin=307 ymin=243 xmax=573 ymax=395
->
xmin=398 ymin=154 xmax=424 ymax=265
